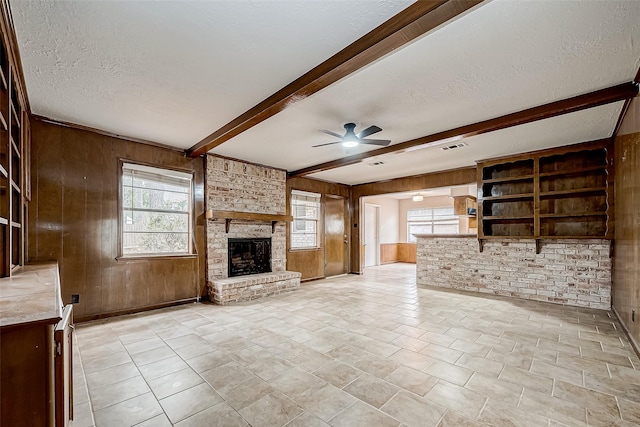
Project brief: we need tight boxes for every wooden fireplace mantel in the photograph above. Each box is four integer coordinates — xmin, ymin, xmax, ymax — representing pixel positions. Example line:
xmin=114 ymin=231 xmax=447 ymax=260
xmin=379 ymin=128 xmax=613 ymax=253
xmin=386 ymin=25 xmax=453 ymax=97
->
xmin=205 ymin=210 xmax=293 ymax=233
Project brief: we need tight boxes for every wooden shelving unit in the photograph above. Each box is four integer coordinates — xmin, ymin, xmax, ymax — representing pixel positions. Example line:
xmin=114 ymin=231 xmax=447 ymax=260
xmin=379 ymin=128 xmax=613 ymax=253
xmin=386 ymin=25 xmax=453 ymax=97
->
xmin=477 ymin=139 xmax=613 ymax=253
xmin=0 ymin=19 xmax=27 ymax=277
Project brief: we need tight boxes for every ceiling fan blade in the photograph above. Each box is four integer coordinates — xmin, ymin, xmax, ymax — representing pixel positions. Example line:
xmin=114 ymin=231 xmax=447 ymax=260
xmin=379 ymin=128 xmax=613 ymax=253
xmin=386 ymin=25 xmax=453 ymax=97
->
xmin=360 ymin=138 xmax=391 ymax=146
xmin=357 ymin=125 xmax=382 ymax=139
xmin=312 ymin=141 xmax=343 ymax=148
xmin=319 ymin=129 xmax=344 ymax=139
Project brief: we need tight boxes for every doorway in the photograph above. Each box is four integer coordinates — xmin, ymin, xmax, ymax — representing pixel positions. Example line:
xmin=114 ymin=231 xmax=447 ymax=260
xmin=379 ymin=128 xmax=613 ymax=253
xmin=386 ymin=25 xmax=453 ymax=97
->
xmin=324 ymin=195 xmax=348 ymax=277
xmin=364 ymin=203 xmax=380 ymax=267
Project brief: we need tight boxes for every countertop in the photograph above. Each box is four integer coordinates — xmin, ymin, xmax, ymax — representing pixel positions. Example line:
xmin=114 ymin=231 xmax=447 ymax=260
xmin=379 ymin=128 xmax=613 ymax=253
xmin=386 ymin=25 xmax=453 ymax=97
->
xmin=412 ymin=234 xmax=477 ymax=238
xmin=0 ymin=263 xmax=62 ymax=329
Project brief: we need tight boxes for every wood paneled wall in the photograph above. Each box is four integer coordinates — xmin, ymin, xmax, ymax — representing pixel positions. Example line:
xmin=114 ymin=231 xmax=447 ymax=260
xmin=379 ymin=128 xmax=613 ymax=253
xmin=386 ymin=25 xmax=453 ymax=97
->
xmin=380 ymin=243 xmax=416 ymax=264
xmin=28 ymin=120 xmax=206 ymax=321
xmin=350 ymin=167 xmax=476 ymax=273
xmin=286 ymin=177 xmax=350 ymax=281
xmin=613 ymin=101 xmax=640 ymax=353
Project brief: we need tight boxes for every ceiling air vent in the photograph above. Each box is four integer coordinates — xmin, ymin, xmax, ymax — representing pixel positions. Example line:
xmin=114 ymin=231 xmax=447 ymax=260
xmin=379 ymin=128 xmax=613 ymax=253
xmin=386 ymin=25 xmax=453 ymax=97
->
xmin=368 ymin=161 xmax=385 ymax=166
xmin=440 ymin=142 xmax=467 ymax=151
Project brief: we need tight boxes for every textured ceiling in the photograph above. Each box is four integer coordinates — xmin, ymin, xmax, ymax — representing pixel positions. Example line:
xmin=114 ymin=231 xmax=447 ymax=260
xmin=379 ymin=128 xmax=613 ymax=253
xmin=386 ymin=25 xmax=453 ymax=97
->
xmin=11 ymin=0 xmax=640 ymax=185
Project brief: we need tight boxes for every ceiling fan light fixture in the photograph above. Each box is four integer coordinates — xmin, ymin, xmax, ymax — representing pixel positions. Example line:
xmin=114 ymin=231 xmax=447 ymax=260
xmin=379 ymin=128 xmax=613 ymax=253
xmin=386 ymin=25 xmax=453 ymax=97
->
xmin=342 ymin=140 xmax=358 ymax=148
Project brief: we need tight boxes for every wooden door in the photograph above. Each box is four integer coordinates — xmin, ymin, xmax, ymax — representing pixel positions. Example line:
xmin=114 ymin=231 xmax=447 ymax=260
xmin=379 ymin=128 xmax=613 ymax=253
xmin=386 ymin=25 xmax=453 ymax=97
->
xmin=324 ymin=196 xmax=347 ymax=277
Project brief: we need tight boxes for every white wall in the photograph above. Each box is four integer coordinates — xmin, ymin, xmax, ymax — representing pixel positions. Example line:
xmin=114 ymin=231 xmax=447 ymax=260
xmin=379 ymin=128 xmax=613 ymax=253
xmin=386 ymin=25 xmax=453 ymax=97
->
xmin=362 ymin=196 xmax=399 ymax=244
xmin=398 ymin=195 xmax=454 ymax=243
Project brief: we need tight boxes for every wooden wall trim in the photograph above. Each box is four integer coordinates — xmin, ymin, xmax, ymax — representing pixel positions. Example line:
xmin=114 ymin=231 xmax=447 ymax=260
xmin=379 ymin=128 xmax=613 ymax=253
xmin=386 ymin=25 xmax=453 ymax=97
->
xmin=75 ymin=298 xmax=199 ymax=323
xmin=186 ymin=0 xmax=482 ymax=158
xmin=289 ymin=82 xmax=639 ymax=177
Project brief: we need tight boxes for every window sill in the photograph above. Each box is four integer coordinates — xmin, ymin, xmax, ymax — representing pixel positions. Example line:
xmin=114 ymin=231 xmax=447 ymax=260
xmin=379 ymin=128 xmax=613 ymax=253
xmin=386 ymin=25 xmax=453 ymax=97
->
xmin=116 ymin=254 xmax=197 ymax=263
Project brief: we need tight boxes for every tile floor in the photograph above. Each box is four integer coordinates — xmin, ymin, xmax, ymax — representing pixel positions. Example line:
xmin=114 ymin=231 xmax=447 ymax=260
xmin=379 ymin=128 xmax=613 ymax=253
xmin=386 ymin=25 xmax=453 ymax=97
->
xmin=70 ymin=263 xmax=640 ymax=427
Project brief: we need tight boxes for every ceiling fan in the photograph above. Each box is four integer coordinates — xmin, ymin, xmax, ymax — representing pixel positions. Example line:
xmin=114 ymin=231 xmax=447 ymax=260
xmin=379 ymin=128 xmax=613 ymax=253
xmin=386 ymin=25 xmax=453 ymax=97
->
xmin=313 ymin=123 xmax=391 ymax=148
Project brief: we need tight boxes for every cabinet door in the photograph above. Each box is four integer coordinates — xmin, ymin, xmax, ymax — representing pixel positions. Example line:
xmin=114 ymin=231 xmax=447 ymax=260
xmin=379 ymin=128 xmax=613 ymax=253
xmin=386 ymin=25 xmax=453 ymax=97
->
xmin=54 ymin=305 xmax=73 ymax=427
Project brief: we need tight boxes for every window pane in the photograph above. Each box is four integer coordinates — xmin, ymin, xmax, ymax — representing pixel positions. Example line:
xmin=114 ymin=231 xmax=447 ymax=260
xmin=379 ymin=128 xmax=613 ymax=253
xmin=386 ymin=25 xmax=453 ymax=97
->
xmin=433 ymin=223 xmax=459 ymax=234
xmin=123 ymin=211 xmax=189 ymax=233
xmin=131 ymin=187 xmax=189 ymax=211
xmin=291 ymin=191 xmax=320 ymax=249
xmin=123 ymin=232 xmax=189 ymax=254
xmin=121 ymin=163 xmax=192 ymax=256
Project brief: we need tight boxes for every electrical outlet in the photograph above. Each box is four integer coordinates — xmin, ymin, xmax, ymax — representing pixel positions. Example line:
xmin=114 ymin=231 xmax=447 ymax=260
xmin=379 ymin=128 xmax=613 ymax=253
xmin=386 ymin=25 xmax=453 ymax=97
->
xmin=71 ymin=294 xmax=80 ymax=304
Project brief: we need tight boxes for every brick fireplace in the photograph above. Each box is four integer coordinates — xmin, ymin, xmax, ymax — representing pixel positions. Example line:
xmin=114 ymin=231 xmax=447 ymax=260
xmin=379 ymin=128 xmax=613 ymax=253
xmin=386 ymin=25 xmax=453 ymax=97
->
xmin=205 ymin=155 xmax=300 ymax=304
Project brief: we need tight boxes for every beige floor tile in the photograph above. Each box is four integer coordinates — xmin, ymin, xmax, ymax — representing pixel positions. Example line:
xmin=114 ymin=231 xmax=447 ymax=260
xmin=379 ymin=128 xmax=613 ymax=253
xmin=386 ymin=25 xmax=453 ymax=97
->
xmin=159 ymin=382 xmax=223 ymax=424
xmin=465 ymin=372 xmax=523 ymax=407
xmin=72 ymin=264 xmax=638 ymax=427
xmin=148 ymin=367 xmax=204 ymax=400
xmin=450 ymin=339 xmax=491 ymax=357
xmin=175 ymin=401 xmax=247 ymax=427
xmin=617 ymin=397 xmax=640 ymax=424
xmin=89 ymin=375 xmax=150 ymax=411
xmin=530 ymin=359 xmax=583 ymax=386
xmin=420 ymin=343 xmax=463 ymax=364
xmin=138 ymin=355 xmax=189 ymax=381
xmin=293 ymin=383 xmax=356 ymax=422
xmin=436 ymin=410 xmax=485 ymax=426
xmin=217 ymin=373 xmax=274 ymax=410
xmin=123 ymin=336 xmax=165 ymax=355
xmin=388 ymin=348 xmax=436 ymax=371
xmin=479 ymin=400 xmax=550 ymax=427
xmin=239 ymin=391 xmax=303 ymax=427
xmin=584 ymin=372 xmax=640 ymax=404
xmin=135 ymin=413 xmax=173 ymax=427
xmin=270 ymin=366 xmax=327 ymax=399
xmin=186 ymin=349 xmax=233 ymax=373
xmin=385 ymin=365 xmax=439 ymax=396
xmin=328 ymin=401 xmax=400 ymax=427
xmin=519 ymin=388 xmax=587 ymax=425
xmin=284 ymin=412 xmax=330 ymax=427
xmin=380 ymin=390 xmax=447 ymax=427
xmin=455 ymin=353 xmax=504 ymax=377
xmin=85 ymin=361 xmax=140 ymax=390
xmin=93 ymin=392 xmax=163 ymax=427
xmin=353 ymin=354 xmax=400 ymax=379
xmin=343 ymin=373 xmax=400 ymax=408
xmin=552 ymin=379 xmax=620 ymax=419
xmin=499 ymin=365 xmax=553 ymax=394
xmin=423 ymin=359 xmax=474 ymax=386
xmin=313 ymin=360 xmax=362 ymax=388
xmin=130 ymin=346 xmax=177 ymax=367
xmin=290 ymin=350 xmax=333 ymax=372
xmin=69 ymin=401 xmax=95 ymax=427
xmin=424 ymin=381 xmax=487 ymax=420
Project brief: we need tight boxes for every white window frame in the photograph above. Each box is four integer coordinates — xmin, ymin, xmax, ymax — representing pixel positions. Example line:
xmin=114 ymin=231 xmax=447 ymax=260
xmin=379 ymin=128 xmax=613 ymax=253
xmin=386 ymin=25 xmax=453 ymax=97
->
xmin=119 ymin=161 xmax=194 ymax=258
xmin=407 ymin=206 xmax=458 ymax=243
xmin=290 ymin=190 xmax=321 ymax=250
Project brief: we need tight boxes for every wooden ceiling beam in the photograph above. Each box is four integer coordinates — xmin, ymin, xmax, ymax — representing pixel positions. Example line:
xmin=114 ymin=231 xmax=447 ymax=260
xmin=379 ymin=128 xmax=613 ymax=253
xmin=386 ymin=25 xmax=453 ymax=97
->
xmin=186 ymin=0 xmax=483 ymax=158
xmin=288 ymin=82 xmax=639 ymax=177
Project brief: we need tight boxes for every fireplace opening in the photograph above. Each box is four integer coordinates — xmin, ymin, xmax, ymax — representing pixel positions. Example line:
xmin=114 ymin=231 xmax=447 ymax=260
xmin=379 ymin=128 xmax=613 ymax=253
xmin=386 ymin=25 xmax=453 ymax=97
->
xmin=228 ymin=238 xmax=272 ymax=277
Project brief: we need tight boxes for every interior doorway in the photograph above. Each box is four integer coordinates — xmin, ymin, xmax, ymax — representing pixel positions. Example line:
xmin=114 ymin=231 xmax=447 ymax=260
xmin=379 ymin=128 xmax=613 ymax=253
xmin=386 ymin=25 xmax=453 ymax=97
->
xmin=324 ymin=195 xmax=347 ymax=276
xmin=364 ymin=203 xmax=380 ymax=267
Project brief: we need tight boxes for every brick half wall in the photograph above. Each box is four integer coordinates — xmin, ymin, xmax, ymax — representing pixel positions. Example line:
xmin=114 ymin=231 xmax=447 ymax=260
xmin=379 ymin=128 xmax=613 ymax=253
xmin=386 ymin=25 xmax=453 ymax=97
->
xmin=417 ymin=237 xmax=611 ymax=310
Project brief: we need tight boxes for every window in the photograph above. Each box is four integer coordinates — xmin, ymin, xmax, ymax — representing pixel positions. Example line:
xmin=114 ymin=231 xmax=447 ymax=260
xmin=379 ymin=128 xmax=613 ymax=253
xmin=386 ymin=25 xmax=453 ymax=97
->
xmin=290 ymin=190 xmax=320 ymax=249
xmin=121 ymin=162 xmax=193 ymax=256
xmin=407 ymin=207 xmax=458 ymax=242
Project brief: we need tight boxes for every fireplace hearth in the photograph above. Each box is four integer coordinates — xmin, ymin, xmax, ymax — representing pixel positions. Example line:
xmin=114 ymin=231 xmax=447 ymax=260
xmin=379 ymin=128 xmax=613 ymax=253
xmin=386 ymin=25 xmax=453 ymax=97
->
xmin=228 ymin=238 xmax=272 ymax=277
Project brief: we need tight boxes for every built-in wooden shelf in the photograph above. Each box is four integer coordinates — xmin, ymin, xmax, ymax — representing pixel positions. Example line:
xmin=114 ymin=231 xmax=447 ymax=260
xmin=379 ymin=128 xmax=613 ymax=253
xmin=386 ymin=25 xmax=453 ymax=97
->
xmin=481 ymin=193 xmax=534 ymax=201
xmin=477 ymin=139 xmax=613 ymax=254
xmin=205 ymin=210 xmax=293 ymax=233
